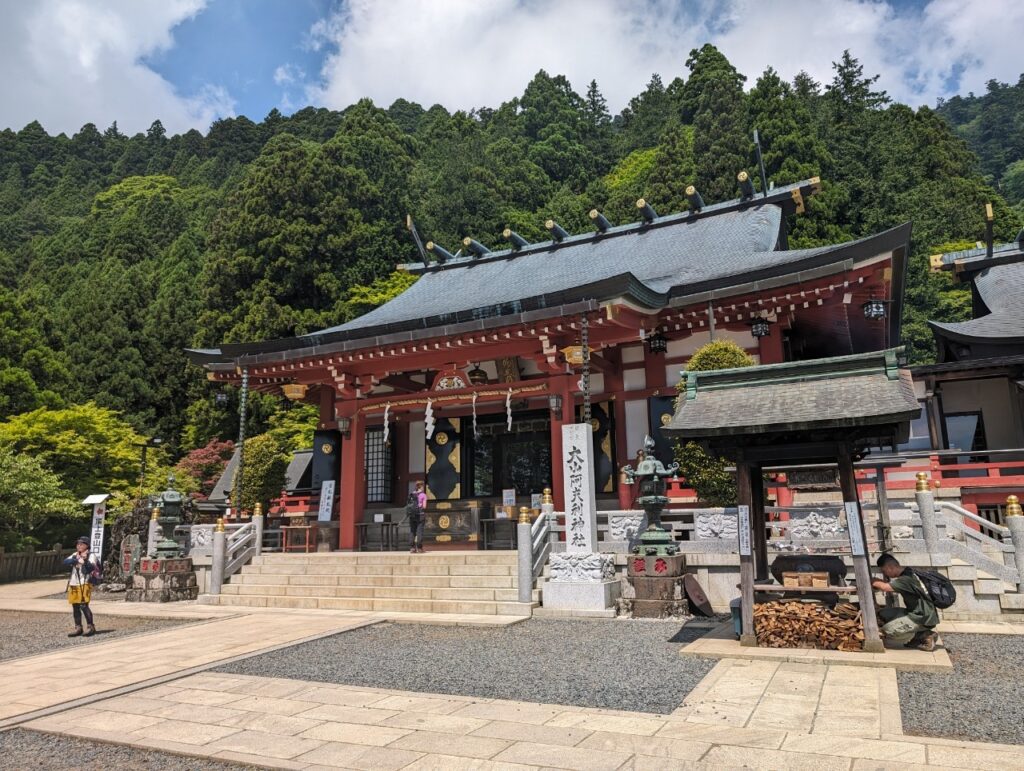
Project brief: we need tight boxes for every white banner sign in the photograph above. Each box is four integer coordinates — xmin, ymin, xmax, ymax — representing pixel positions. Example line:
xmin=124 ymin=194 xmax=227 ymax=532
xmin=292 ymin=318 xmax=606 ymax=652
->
xmin=502 ymin=488 xmax=516 ymax=508
xmin=561 ymin=423 xmax=598 ymax=553
xmin=737 ymin=504 xmax=751 ymax=556
xmin=318 ymin=480 xmax=336 ymax=522
xmin=90 ymin=503 xmax=106 ymax=561
xmin=845 ymin=501 xmax=865 ymax=556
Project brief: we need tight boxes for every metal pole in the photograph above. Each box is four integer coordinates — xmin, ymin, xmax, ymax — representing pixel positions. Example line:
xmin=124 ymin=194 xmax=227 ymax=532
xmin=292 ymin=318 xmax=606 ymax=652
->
xmin=233 ymin=367 xmax=250 ymax=514
xmin=581 ymin=313 xmax=591 ymax=425
xmin=753 ymin=129 xmax=769 ymax=198
xmin=138 ymin=445 xmax=148 ymax=499
xmin=707 ymin=301 xmax=716 ymax=340
xmin=874 ymin=464 xmax=892 ymax=553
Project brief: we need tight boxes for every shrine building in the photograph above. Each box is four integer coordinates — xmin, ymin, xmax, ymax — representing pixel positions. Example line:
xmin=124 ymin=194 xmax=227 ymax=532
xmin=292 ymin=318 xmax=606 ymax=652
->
xmin=187 ymin=176 xmax=911 ymax=549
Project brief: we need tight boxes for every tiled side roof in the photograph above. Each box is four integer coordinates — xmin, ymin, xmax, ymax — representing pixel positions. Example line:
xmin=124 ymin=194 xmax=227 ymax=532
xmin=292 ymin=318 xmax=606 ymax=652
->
xmin=930 ymin=260 xmax=1024 ymax=342
xmin=664 ymin=349 xmax=920 ymax=438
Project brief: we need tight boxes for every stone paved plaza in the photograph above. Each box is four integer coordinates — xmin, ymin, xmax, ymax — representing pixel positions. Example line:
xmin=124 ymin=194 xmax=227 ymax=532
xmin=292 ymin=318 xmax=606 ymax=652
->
xmin=2 ymin=579 xmax=1024 ymax=769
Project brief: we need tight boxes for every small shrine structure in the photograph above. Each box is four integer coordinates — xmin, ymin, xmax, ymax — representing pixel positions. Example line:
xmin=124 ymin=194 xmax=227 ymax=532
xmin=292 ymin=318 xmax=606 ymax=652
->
xmin=663 ymin=348 xmax=920 ymax=650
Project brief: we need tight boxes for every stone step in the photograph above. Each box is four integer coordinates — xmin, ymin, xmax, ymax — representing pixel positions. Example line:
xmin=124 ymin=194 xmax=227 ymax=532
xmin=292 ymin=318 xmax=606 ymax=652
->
xmin=974 ymin=577 xmax=1008 ymax=595
xmin=230 ymin=573 xmax=518 ymax=589
xmin=243 ymin=563 xmax=516 ymax=577
xmin=201 ymin=593 xmax=536 ymax=616
xmin=219 ymin=583 xmax=540 ymax=602
xmin=252 ymin=552 xmax=518 ymax=566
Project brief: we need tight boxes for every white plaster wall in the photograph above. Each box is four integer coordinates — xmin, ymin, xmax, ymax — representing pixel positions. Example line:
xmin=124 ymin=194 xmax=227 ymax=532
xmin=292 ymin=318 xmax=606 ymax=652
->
xmin=941 ymin=378 xmax=1022 ymax=450
xmin=621 ymin=345 xmax=644 ymax=363
xmin=408 ymin=421 xmax=425 ymax=473
xmin=623 ymin=369 xmax=646 ymax=391
xmin=667 ymin=332 xmax=712 ymax=358
xmin=624 ymin=399 xmax=649 ymax=457
xmin=665 ymin=365 xmax=685 ymax=388
xmin=588 ymin=372 xmax=605 ymax=393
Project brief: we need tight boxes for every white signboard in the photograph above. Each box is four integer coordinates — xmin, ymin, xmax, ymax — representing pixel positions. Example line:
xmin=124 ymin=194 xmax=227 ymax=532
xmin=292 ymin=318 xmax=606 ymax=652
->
xmin=737 ymin=504 xmax=751 ymax=556
xmin=561 ymin=423 xmax=598 ymax=553
xmin=502 ymin=488 xmax=516 ymax=508
xmin=317 ymin=480 xmax=336 ymax=522
xmin=90 ymin=502 xmax=106 ymax=561
xmin=845 ymin=501 xmax=865 ymax=556
xmin=530 ymin=493 xmax=542 ymax=510
xmin=495 ymin=509 xmax=509 ymax=520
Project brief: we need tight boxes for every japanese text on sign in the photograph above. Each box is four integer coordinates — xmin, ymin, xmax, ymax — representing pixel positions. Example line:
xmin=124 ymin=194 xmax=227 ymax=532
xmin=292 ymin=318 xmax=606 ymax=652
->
xmin=845 ymin=501 xmax=865 ymax=556
xmin=561 ymin=423 xmax=597 ymax=553
xmin=737 ymin=505 xmax=751 ymax=556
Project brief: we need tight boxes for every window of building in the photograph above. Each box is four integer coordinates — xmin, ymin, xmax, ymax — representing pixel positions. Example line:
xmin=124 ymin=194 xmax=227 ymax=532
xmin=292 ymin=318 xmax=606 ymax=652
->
xmin=897 ymin=400 xmax=932 ymax=452
xmin=365 ymin=427 xmax=393 ymax=503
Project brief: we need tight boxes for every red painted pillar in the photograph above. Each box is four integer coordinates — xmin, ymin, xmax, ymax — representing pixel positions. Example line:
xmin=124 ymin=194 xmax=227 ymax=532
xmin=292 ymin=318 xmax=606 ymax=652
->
xmin=549 ymin=376 xmax=574 ymax=509
xmin=758 ymin=322 xmax=785 ymax=364
xmin=338 ymin=407 xmax=365 ymax=550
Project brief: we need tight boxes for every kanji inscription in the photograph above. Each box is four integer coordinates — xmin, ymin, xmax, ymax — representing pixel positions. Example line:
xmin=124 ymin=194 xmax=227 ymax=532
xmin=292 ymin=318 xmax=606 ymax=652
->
xmin=561 ymin=423 xmax=597 ymax=553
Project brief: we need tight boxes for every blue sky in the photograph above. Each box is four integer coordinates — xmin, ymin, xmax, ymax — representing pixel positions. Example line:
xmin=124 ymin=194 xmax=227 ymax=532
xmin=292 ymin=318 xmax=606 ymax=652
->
xmin=144 ymin=0 xmax=333 ymax=122
xmin=1 ymin=0 xmax=1021 ymax=136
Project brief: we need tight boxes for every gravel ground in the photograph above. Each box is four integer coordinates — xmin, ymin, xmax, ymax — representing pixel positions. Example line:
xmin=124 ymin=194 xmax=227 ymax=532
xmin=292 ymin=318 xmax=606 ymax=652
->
xmin=0 ymin=729 xmax=253 ymax=770
xmin=0 ymin=611 xmax=193 ymax=661
xmin=215 ymin=618 xmax=717 ymax=714
xmin=899 ymin=632 xmax=1024 ymax=745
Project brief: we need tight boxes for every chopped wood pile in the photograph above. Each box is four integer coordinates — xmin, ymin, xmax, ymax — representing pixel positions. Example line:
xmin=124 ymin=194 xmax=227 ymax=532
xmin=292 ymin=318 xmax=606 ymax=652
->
xmin=753 ymin=600 xmax=864 ymax=651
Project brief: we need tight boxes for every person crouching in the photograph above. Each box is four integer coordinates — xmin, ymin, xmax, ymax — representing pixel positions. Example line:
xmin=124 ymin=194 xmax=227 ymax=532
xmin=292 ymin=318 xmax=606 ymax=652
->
xmin=872 ymin=553 xmax=939 ymax=651
xmin=64 ymin=537 xmax=98 ymax=637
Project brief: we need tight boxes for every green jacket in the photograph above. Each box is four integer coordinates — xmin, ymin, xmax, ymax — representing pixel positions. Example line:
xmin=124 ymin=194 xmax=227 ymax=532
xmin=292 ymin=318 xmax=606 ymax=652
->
xmin=890 ymin=570 xmax=940 ymax=628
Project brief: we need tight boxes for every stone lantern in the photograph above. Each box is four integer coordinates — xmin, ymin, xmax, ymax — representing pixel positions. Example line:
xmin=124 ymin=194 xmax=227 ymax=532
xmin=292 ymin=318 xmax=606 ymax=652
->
xmin=154 ymin=475 xmax=185 ymax=559
xmin=620 ymin=435 xmax=680 ymax=556
xmin=620 ymin=436 xmax=688 ymax=618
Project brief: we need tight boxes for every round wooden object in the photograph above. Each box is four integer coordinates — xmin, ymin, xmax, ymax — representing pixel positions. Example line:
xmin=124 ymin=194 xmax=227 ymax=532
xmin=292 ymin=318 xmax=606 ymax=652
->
xmin=683 ymin=574 xmax=714 ymax=617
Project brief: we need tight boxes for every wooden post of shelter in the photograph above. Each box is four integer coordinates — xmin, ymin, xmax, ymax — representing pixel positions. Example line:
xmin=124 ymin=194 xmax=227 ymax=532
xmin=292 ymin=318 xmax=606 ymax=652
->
xmin=750 ymin=466 xmax=769 ymax=581
xmin=736 ymin=459 xmax=756 ymax=646
xmin=838 ymin=445 xmax=884 ymax=652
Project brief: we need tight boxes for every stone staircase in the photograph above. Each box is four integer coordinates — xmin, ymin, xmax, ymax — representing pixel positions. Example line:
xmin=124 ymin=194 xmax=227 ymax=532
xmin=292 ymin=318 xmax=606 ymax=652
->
xmin=199 ymin=551 xmax=539 ymax=617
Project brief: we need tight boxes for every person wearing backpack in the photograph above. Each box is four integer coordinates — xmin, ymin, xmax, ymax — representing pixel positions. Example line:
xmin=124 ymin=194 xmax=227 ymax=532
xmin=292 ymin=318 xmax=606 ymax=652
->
xmin=872 ymin=553 xmax=940 ymax=651
xmin=406 ymin=481 xmax=427 ymax=554
xmin=63 ymin=536 xmax=100 ymax=638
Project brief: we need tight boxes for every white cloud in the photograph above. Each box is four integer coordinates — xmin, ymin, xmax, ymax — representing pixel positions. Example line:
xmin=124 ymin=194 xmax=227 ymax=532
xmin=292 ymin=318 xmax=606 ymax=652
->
xmin=0 ymin=0 xmax=234 ymax=135
xmin=273 ymin=63 xmax=305 ymax=86
xmin=307 ymin=0 xmax=1024 ymax=113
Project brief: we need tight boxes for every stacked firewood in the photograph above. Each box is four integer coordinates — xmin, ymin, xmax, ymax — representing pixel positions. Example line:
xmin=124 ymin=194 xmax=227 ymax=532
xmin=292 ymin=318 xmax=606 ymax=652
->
xmin=753 ymin=600 xmax=865 ymax=651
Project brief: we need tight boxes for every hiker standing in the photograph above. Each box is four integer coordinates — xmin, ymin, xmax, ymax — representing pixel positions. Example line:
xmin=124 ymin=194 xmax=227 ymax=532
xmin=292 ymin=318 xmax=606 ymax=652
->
xmin=872 ymin=553 xmax=940 ymax=651
xmin=64 ymin=536 xmax=99 ymax=637
xmin=407 ymin=481 xmax=427 ymax=554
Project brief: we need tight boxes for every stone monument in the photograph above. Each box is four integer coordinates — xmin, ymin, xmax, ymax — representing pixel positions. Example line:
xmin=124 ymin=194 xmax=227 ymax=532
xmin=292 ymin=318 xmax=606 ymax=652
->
xmin=125 ymin=477 xmax=199 ymax=602
xmin=541 ymin=423 xmax=620 ymax=611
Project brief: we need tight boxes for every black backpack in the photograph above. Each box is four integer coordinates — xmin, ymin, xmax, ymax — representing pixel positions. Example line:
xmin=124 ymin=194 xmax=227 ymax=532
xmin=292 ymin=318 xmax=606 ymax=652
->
xmin=405 ymin=493 xmax=419 ymax=518
xmin=907 ymin=568 xmax=956 ymax=609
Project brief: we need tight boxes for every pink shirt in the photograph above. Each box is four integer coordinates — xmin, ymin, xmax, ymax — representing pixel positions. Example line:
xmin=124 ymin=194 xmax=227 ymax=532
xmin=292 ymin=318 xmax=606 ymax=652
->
xmin=416 ymin=491 xmax=427 ymax=509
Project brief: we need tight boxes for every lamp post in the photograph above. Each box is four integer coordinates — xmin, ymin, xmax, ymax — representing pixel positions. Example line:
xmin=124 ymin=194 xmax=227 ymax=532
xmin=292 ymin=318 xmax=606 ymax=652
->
xmin=134 ymin=437 xmax=163 ymax=499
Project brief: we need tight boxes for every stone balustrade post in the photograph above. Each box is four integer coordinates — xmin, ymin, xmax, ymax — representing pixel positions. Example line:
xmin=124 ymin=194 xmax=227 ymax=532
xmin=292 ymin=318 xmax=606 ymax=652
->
xmin=210 ymin=518 xmax=226 ymax=596
xmin=915 ymin=472 xmax=941 ymax=556
xmin=1005 ymin=495 xmax=1024 ymax=590
xmin=541 ymin=486 xmax=556 ymax=547
xmin=147 ymin=506 xmax=160 ymax=557
xmin=252 ymin=502 xmax=264 ymax=557
xmin=517 ymin=506 xmax=534 ymax=604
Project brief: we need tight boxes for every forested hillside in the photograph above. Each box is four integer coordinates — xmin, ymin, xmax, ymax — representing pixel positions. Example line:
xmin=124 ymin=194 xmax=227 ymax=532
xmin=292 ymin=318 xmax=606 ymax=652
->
xmin=2 ymin=47 xmax=1022 ymax=462
xmin=937 ymin=75 xmax=1024 ymax=209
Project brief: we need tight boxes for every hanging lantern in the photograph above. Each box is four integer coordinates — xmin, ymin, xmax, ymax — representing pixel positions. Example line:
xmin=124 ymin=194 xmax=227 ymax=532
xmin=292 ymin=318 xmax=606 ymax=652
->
xmin=750 ymin=317 xmax=771 ymax=339
xmin=467 ymin=363 xmax=488 ymax=385
xmin=282 ymin=383 xmax=308 ymax=401
xmin=214 ymin=392 xmax=229 ymax=407
xmin=647 ymin=329 xmax=668 ymax=355
xmin=862 ymin=297 xmax=889 ymax=320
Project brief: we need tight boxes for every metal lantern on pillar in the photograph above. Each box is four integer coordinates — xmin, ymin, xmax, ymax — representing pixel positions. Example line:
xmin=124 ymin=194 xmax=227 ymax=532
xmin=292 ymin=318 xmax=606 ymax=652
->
xmin=750 ymin=317 xmax=771 ymax=339
xmin=647 ymin=329 xmax=668 ymax=355
xmin=467 ymin=363 xmax=488 ymax=385
xmin=862 ymin=297 xmax=889 ymax=320
xmin=548 ymin=394 xmax=563 ymax=413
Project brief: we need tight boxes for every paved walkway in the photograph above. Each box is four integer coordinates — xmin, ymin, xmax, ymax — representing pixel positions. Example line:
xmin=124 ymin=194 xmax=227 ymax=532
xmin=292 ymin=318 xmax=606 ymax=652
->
xmin=25 ymin=669 xmax=1024 ymax=770
xmin=4 ymin=578 xmax=1024 ymax=768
